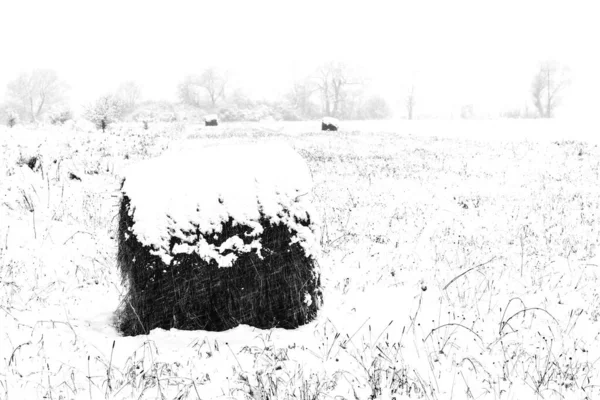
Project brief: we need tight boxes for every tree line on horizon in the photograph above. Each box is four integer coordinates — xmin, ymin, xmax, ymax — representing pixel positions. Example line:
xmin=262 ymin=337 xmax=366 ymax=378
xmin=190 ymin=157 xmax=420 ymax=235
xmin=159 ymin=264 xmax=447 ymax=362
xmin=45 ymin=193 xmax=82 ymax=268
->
xmin=0 ymin=60 xmax=571 ymax=129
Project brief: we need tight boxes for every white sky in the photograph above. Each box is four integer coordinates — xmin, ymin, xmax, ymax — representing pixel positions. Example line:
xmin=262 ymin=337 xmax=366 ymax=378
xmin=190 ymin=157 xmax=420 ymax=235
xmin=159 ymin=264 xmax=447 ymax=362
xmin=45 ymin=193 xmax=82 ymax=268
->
xmin=0 ymin=0 xmax=598 ymax=118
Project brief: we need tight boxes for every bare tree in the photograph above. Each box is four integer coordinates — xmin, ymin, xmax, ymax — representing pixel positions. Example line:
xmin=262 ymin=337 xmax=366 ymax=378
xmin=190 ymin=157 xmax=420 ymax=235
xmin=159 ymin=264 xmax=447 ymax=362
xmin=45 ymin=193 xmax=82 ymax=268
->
xmin=315 ymin=66 xmax=332 ymax=116
xmin=286 ymin=79 xmax=318 ymax=117
xmin=406 ymin=86 xmax=416 ymax=120
xmin=531 ymin=61 xmax=570 ymax=118
xmin=177 ymin=75 xmax=202 ymax=107
xmin=341 ymin=86 xmax=365 ymax=119
xmin=177 ymin=68 xmax=227 ymax=108
xmin=117 ymin=81 xmax=142 ymax=111
xmin=314 ymin=62 xmax=362 ymax=117
xmin=199 ymin=68 xmax=228 ymax=107
xmin=6 ymin=69 xmax=68 ymax=122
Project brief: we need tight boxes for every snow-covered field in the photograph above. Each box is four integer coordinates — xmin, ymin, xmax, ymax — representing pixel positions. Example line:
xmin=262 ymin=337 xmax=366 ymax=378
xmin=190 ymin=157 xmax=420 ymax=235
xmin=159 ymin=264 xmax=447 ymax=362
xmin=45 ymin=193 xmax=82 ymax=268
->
xmin=2 ymin=119 xmax=600 ymax=399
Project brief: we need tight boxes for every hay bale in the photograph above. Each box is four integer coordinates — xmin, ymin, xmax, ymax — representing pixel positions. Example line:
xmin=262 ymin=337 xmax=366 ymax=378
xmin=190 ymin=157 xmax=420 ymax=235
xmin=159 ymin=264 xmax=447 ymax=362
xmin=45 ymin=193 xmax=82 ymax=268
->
xmin=116 ymin=143 xmax=322 ymax=336
xmin=204 ymin=114 xmax=219 ymax=126
xmin=321 ymin=117 xmax=339 ymax=131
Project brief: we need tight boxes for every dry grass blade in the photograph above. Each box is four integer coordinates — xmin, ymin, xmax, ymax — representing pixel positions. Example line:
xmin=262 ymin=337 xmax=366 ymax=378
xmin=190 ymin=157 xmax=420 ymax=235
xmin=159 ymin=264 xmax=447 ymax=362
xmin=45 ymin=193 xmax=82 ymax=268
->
xmin=499 ymin=307 xmax=559 ymax=335
xmin=424 ymin=323 xmax=483 ymax=343
xmin=443 ymin=256 xmax=496 ymax=291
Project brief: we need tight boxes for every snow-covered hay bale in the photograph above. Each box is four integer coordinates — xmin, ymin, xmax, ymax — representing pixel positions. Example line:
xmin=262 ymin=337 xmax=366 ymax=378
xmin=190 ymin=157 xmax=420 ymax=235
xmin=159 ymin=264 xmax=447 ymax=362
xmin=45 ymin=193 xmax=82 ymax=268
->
xmin=116 ymin=143 xmax=321 ymax=336
xmin=204 ymin=114 xmax=219 ymax=126
xmin=321 ymin=117 xmax=339 ymax=131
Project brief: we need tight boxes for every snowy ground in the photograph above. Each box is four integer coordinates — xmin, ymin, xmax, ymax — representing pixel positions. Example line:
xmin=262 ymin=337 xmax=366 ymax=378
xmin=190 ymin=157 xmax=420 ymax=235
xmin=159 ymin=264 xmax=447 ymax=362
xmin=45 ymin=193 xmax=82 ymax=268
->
xmin=1 ymin=119 xmax=600 ymax=399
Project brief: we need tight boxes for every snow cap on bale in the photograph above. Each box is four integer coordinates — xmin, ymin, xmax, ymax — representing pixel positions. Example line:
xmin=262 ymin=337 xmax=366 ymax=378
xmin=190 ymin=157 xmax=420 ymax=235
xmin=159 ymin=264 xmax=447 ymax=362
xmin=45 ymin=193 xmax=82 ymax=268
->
xmin=204 ymin=114 xmax=219 ymax=126
xmin=321 ymin=117 xmax=339 ymax=131
xmin=117 ymin=142 xmax=322 ymax=335
xmin=121 ymin=143 xmax=317 ymax=265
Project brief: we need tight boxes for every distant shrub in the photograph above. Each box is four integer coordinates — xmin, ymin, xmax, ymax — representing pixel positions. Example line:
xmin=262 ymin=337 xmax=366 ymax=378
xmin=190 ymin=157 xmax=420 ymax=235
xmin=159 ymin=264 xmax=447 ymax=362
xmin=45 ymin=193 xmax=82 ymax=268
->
xmin=183 ymin=108 xmax=208 ymax=123
xmin=501 ymin=107 xmax=537 ymax=119
xmin=219 ymin=106 xmax=244 ymax=122
xmin=159 ymin=112 xmax=177 ymax=122
xmin=84 ymin=95 xmax=125 ymax=132
xmin=128 ymin=100 xmax=175 ymax=120
xmin=363 ymin=96 xmax=393 ymax=120
xmin=170 ymin=107 xmax=206 ymax=123
xmin=6 ymin=109 xmax=19 ymax=128
xmin=279 ymin=106 xmax=302 ymax=121
xmin=219 ymin=104 xmax=283 ymax=122
xmin=243 ymin=109 xmax=262 ymax=122
xmin=48 ymin=107 xmax=73 ymax=125
xmin=502 ymin=109 xmax=523 ymax=119
xmin=249 ymin=104 xmax=273 ymax=121
xmin=460 ymin=104 xmax=474 ymax=119
xmin=131 ymin=110 xmax=155 ymax=123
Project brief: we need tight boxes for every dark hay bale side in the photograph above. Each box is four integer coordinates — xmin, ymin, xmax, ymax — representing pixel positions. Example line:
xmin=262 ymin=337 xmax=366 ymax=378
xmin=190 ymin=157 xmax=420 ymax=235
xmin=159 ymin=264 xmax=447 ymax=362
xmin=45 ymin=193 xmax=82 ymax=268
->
xmin=321 ymin=122 xmax=338 ymax=131
xmin=204 ymin=115 xmax=219 ymax=126
xmin=116 ymin=195 xmax=322 ymax=336
xmin=321 ymin=117 xmax=339 ymax=131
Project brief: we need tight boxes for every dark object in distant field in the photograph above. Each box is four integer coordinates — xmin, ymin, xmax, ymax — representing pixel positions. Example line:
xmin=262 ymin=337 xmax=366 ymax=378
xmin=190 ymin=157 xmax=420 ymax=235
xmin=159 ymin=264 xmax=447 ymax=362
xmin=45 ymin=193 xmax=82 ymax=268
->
xmin=24 ymin=156 xmax=38 ymax=170
xmin=204 ymin=114 xmax=219 ymax=126
xmin=7 ymin=113 xmax=18 ymax=128
xmin=17 ymin=155 xmax=40 ymax=171
xmin=68 ymin=172 xmax=82 ymax=181
xmin=321 ymin=117 xmax=339 ymax=131
xmin=454 ymin=196 xmax=481 ymax=210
